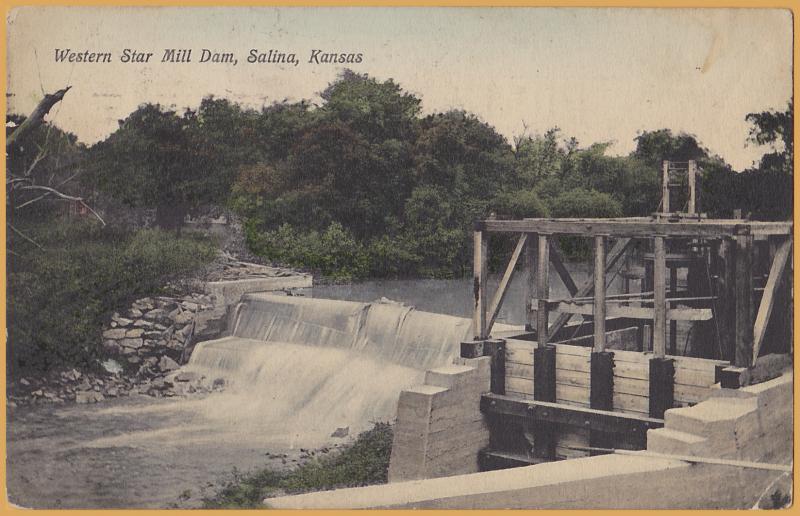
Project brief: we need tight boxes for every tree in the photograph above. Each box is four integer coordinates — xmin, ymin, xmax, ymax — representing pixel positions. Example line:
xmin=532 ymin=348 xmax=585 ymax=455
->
xmin=89 ymin=103 xmax=231 ymax=233
xmin=745 ymin=100 xmax=793 ymax=174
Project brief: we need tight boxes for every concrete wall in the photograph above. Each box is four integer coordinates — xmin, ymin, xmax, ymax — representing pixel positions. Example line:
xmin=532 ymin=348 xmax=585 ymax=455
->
xmin=205 ymin=275 xmax=312 ymax=305
xmin=268 ymin=372 xmax=792 ymax=509
xmin=388 ymin=356 xmax=491 ymax=481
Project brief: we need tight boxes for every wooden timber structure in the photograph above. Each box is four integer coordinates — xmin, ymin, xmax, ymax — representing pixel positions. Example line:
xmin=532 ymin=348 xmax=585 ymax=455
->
xmin=466 ymin=161 xmax=793 ymax=469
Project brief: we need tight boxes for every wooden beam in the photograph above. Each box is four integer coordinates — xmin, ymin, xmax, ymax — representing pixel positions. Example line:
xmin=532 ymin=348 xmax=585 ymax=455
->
xmin=734 ymin=234 xmax=754 ymax=367
xmin=662 ymin=160 xmax=671 ymax=213
xmin=475 ymin=219 xmax=792 ymax=238
xmin=537 ymin=234 xmax=550 ymax=346
xmin=669 ymin=266 xmax=678 ymax=355
xmin=548 ymin=301 xmax=713 ymax=321
xmin=523 ymin=235 xmax=537 ymax=331
xmin=549 ymin=238 xmax=579 ymax=296
xmin=565 ymin=448 xmax=793 ymax=473
xmin=486 ymin=234 xmax=528 ymax=336
xmin=752 ymin=238 xmax=791 ymax=362
xmin=653 ymin=236 xmax=667 ymax=358
xmin=593 ymin=235 xmax=607 ymax=352
xmin=473 ymin=230 xmax=489 ymax=339
xmin=480 ymin=394 xmax=662 ymax=436
xmin=548 ymin=237 xmax=633 ymax=338
xmin=688 ymin=160 xmax=697 ymax=215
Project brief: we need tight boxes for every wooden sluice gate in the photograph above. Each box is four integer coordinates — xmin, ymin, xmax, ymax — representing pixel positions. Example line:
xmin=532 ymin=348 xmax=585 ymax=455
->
xmin=467 ymin=180 xmax=793 ymax=470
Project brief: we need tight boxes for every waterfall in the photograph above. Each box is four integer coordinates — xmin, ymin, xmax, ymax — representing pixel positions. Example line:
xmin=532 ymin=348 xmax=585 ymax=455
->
xmin=182 ymin=294 xmax=486 ymax=444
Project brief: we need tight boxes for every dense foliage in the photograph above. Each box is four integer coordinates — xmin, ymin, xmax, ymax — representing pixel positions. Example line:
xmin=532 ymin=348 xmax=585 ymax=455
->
xmin=202 ymin=422 xmax=393 ymax=508
xmin=6 ymin=73 xmax=792 ymax=375
xmin=79 ymin=71 xmax=793 ymax=280
xmin=7 ymin=220 xmax=216 ymax=374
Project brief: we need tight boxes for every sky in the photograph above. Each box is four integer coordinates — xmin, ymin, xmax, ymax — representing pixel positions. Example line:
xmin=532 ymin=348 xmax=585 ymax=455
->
xmin=6 ymin=7 xmax=793 ymax=171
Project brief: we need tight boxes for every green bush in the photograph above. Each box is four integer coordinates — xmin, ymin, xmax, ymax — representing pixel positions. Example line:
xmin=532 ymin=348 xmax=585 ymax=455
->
xmin=7 ymin=220 xmax=216 ymax=375
xmin=203 ymin=422 xmax=394 ymax=508
xmin=246 ymin=221 xmax=369 ymax=281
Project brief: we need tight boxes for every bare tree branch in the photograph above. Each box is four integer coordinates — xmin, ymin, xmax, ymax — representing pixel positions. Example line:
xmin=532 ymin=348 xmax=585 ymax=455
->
xmin=9 ymin=223 xmax=43 ymax=249
xmin=6 ymin=86 xmax=71 ymax=152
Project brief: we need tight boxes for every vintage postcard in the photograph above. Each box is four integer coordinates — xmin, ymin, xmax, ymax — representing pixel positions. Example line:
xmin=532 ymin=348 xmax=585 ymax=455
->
xmin=4 ymin=6 xmax=794 ymax=510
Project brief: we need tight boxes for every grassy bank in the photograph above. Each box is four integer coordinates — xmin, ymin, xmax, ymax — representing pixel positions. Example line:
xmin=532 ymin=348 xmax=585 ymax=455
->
xmin=8 ymin=219 xmax=217 ymax=376
xmin=202 ymin=422 xmax=393 ymax=508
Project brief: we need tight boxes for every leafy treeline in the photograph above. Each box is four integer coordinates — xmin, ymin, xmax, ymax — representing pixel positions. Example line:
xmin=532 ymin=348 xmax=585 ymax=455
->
xmin=7 ymin=118 xmax=216 ymax=375
xmin=83 ymin=71 xmax=791 ymax=279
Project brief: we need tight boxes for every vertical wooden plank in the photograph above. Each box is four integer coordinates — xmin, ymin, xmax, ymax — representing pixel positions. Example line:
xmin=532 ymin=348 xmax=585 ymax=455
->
xmin=642 ymin=324 xmax=652 ymax=353
xmin=687 ymin=160 xmax=697 ymax=215
xmin=661 ymin=160 xmax=671 ymax=213
xmin=537 ymin=234 xmax=550 ymax=345
xmin=532 ymin=344 xmax=556 ymax=460
xmin=669 ymin=265 xmax=678 ymax=355
xmin=719 ymin=238 xmax=736 ymax=362
xmin=589 ymin=351 xmax=614 ymax=454
xmin=524 ymin=235 xmax=537 ymax=332
xmin=649 ymin=357 xmax=675 ymax=419
xmin=734 ymin=234 xmax=754 ymax=367
xmin=653 ymin=236 xmax=667 ymax=358
xmin=593 ymin=235 xmax=607 ymax=352
xmin=473 ymin=230 xmax=488 ymax=340
xmin=484 ymin=339 xmax=506 ymax=395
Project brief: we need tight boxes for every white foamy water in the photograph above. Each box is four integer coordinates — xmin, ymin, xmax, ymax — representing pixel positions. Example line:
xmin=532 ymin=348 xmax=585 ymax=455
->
xmin=180 ymin=294 xmax=481 ymax=443
xmin=8 ymin=294 xmax=521 ymax=508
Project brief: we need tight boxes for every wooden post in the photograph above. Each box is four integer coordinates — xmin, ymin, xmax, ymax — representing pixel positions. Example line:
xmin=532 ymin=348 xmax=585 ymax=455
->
xmin=537 ymin=234 xmax=550 ymax=345
xmin=719 ymin=238 xmax=736 ymax=362
xmin=649 ymin=358 xmax=675 ymax=419
xmin=661 ymin=161 xmax=671 ymax=213
xmin=589 ymin=350 xmax=614 ymax=454
xmin=669 ymin=265 xmax=678 ymax=355
xmin=532 ymin=344 xmax=556 ymax=459
xmin=653 ymin=236 xmax=667 ymax=358
xmin=484 ymin=339 xmax=506 ymax=395
xmin=524 ymin=236 xmax=537 ymax=332
xmin=688 ymin=160 xmax=697 ymax=215
xmin=593 ymin=235 xmax=607 ymax=352
xmin=473 ymin=230 xmax=489 ymax=340
xmin=734 ymin=234 xmax=754 ymax=367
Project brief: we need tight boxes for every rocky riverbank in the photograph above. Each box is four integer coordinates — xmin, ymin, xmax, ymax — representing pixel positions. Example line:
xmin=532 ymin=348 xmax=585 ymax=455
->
xmin=7 ymin=254 xmax=310 ymax=409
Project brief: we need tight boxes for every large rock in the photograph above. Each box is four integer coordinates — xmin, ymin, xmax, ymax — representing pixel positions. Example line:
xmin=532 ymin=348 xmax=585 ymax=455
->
xmin=102 ymin=328 xmax=127 ymax=340
xmin=125 ymin=328 xmax=145 ymax=338
xmin=144 ymin=308 xmax=166 ymax=321
xmin=159 ymin=356 xmax=180 ymax=372
xmin=120 ymin=338 xmax=143 ymax=349
xmin=112 ymin=315 xmax=134 ymax=327
xmin=173 ymin=311 xmax=194 ymax=325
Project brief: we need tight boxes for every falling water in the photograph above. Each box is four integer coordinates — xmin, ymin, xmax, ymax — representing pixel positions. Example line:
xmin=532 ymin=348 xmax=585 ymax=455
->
xmin=183 ymin=294 xmax=487 ymax=444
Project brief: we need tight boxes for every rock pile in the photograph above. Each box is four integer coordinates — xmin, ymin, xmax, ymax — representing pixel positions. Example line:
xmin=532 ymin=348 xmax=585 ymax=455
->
xmin=102 ymin=293 xmax=218 ymax=367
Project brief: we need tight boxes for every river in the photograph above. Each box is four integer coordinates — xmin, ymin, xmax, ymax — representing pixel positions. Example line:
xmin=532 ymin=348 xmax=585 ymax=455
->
xmin=7 ymin=269 xmax=615 ymax=509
